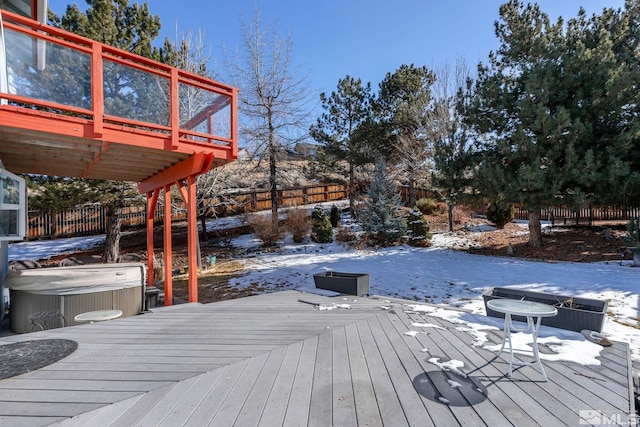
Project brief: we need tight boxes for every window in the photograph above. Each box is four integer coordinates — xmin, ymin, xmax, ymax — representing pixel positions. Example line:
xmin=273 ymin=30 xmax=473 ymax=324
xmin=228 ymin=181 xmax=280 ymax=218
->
xmin=0 ymin=168 xmax=25 ymax=240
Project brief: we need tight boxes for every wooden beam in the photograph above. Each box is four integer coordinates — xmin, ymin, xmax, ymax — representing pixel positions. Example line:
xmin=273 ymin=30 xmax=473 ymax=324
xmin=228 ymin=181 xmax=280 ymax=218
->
xmin=137 ymin=153 xmax=209 ymax=194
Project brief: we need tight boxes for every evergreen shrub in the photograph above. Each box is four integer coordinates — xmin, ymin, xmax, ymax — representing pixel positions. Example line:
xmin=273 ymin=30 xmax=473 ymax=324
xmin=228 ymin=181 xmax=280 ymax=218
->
xmin=329 ymin=204 xmax=342 ymax=228
xmin=406 ymin=207 xmax=432 ymax=247
xmin=311 ymin=206 xmax=333 ymax=243
xmin=623 ymin=214 xmax=640 ymax=247
xmin=485 ymin=200 xmax=515 ymax=229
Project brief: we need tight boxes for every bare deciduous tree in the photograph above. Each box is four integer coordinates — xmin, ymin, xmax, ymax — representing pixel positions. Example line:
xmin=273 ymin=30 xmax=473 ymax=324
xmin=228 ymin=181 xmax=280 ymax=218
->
xmin=431 ymin=58 xmax=476 ymax=231
xmin=394 ymin=94 xmax=434 ymax=208
xmin=225 ymin=9 xmax=313 ymax=228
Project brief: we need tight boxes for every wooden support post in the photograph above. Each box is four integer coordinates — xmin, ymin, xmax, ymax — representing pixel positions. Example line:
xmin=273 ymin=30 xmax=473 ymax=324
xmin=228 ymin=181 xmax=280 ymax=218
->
xmin=163 ymin=185 xmax=173 ymax=306
xmin=146 ymin=189 xmax=159 ymax=287
xmin=187 ymin=175 xmax=198 ymax=302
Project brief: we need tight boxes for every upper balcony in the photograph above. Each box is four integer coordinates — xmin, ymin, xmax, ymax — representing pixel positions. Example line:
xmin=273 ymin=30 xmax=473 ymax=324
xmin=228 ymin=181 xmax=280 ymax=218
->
xmin=0 ymin=10 xmax=238 ymax=183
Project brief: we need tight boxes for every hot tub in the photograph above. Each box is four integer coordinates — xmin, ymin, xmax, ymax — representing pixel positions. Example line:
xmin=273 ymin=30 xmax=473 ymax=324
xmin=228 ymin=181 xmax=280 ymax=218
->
xmin=6 ymin=263 xmax=145 ymax=333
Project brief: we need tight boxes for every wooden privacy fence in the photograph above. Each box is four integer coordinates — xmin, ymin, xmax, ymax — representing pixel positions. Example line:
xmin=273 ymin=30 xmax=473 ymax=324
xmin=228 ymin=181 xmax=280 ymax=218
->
xmin=514 ymin=205 xmax=640 ymax=225
xmin=398 ymin=187 xmax=436 ymax=202
xmin=27 ymin=184 xmax=349 ymax=239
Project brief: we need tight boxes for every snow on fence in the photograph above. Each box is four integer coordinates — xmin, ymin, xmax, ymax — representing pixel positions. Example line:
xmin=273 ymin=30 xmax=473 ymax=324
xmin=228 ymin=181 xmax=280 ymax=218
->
xmin=26 ymin=184 xmax=349 ymax=239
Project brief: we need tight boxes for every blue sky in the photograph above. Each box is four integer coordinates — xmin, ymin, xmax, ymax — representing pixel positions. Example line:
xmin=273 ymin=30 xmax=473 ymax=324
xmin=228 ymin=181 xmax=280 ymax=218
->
xmin=50 ymin=0 xmax=624 ymax=93
xmin=51 ymin=1 xmax=624 ymax=96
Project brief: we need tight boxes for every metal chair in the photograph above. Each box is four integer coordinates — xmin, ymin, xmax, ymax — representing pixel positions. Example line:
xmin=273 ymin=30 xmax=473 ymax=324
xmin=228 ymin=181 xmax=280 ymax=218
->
xmin=24 ymin=310 xmax=66 ymax=332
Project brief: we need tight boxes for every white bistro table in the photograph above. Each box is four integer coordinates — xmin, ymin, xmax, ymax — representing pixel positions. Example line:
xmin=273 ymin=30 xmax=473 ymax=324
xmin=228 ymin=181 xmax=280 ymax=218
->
xmin=74 ymin=309 xmax=123 ymax=324
xmin=486 ymin=299 xmax=558 ymax=381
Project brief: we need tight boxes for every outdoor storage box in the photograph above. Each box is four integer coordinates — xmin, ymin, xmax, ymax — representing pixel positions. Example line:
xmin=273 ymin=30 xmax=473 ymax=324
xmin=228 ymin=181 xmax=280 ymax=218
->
xmin=313 ymin=272 xmax=370 ymax=297
xmin=483 ymin=287 xmax=608 ymax=332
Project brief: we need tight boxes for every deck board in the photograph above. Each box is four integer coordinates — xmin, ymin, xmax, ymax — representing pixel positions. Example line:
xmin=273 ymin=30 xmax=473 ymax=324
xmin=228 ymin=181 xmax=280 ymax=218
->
xmin=356 ymin=317 xmax=410 ymax=427
xmin=181 ymin=363 xmax=248 ymax=427
xmin=281 ymin=335 xmax=317 ymax=427
xmin=331 ymin=326 xmax=357 ymax=427
xmin=258 ymin=340 xmax=303 ymax=427
xmin=0 ymin=290 xmax=634 ymax=426
xmin=343 ymin=322 xmax=383 ymax=427
xmin=308 ymin=330 xmax=333 ymax=427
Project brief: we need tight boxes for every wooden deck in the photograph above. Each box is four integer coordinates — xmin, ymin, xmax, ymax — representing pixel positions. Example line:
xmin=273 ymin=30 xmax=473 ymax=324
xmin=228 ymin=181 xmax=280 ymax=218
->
xmin=0 ymin=290 xmax=635 ymax=426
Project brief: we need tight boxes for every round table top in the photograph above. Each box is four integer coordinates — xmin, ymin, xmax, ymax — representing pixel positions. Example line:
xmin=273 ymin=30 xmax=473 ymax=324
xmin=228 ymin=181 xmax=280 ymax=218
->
xmin=487 ymin=299 xmax=558 ymax=317
xmin=74 ymin=309 xmax=123 ymax=323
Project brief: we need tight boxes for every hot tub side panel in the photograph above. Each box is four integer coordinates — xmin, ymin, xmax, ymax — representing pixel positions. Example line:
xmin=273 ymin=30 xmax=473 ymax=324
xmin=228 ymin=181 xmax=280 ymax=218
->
xmin=10 ymin=285 xmax=142 ymax=333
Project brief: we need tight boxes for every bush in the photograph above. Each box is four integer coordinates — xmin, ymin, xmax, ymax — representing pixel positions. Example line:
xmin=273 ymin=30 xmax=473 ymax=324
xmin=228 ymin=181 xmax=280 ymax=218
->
xmin=623 ymin=214 xmax=640 ymax=246
xmin=406 ymin=207 xmax=432 ymax=247
xmin=311 ymin=206 xmax=333 ymax=243
xmin=247 ymin=214 xmax=282 ymax=246
xmin=284 ymin=209 xmax=311 ymax=243
xmin=415 ymin=197 xmax=439 ymax=215
xmin=335 ymin=226 xmax=357 ymax=242
xmin=485 ymin=200 xmax=515 ymax=229
xmin=329 ymin=204 xmax=342 ymax=228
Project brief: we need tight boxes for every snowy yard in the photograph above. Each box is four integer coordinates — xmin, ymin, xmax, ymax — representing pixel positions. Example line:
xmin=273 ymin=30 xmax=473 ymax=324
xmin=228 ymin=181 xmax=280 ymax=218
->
xmin=7 ymin=216 xmax=640 ymax=365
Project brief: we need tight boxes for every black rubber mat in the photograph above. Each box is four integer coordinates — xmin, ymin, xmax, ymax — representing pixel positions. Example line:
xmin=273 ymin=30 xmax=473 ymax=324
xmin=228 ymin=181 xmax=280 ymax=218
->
xmin=0 ymin=339 xmax=78 ymax=380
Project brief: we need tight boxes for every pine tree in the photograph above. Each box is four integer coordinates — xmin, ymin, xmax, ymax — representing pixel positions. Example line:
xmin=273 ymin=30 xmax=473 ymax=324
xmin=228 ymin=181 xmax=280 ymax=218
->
xmin=310 ymin=76 xmax=374 ymax=213
xmin=464 ymin=1 xmax=640 ymax=247
xmin=360 ymin=159 xmax=406 ymax=245
xmin=376 ymin=64 xmax=436 ymax=207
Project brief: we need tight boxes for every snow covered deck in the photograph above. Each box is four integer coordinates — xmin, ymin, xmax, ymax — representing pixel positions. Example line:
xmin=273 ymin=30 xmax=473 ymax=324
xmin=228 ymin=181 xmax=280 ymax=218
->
xmin=0 ymin=290 xmax=634 ymax=426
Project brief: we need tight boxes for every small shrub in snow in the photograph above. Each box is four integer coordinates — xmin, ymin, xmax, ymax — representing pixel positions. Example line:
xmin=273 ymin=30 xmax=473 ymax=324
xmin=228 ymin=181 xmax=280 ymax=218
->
xmin=623 ymin=214 xmax=640 ymax=246
xmin=284 ymin=208 xmax=311 ymax=243
xmin=406 ymin=207 xmax=432 ymax=247
xmin=311 ymin=206 xmax=333 ymax=243
xmin=329 ymin=204 xmax=341 ymax=228
xmin=247 ymin=214 xmax=282 ymax=246
xmin=335 ymin=226 xmax=357 ymax=242
xmin=415 ymin=197 xmax=440 ymax=215
xmin=485 ymin=200 xmax=515 ymax=229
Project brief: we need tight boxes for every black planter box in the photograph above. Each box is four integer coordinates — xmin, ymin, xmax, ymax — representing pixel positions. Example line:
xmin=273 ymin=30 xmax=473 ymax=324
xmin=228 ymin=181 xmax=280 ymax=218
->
xmin=313 ymin=272 xmax=370 ymax=297
xmin=483 ymin=287 xmax=608 ymax=332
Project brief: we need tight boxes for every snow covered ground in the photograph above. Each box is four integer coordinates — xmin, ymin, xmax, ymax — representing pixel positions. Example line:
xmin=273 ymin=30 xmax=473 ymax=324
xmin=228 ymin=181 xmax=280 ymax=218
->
xmin=7 ymin=212 xmax=640 ymax=366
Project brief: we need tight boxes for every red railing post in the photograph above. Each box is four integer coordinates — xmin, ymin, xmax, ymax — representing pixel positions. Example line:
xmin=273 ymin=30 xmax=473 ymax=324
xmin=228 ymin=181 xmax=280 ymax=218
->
xmin=170 ymin=68 xmax=179 ymax=149
xmin=91 ymin=42 xmax=104 ymax=137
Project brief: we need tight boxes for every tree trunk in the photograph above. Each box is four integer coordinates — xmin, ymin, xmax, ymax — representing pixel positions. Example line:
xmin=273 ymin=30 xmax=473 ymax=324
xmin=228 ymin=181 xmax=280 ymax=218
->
xmin=268 ymin=113 xmax=278 ymax=230
xmin=199 ymin=212 xmax=208 ymax=242
xmin=348 ymin=161 xmax=355 ymax=215
xmin=448 ymin=203 xmax=454 ymax=232
xmin=528 ymin=209 xmax=543 ymax=248
xmin=103 ymin=205 xmax=121 ymax=262
xmin=408 ymin=176 xmax=416 ymax=208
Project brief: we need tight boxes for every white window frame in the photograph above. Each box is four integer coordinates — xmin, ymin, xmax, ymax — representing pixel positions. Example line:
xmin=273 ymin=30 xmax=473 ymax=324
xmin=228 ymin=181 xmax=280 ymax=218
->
xmin=0 ymin=168 xmax=26 ymax=240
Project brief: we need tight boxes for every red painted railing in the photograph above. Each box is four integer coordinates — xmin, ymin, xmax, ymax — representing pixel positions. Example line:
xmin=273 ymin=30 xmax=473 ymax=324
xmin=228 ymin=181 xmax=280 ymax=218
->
xmin=0 ymin=10 xmax=237 ymax=156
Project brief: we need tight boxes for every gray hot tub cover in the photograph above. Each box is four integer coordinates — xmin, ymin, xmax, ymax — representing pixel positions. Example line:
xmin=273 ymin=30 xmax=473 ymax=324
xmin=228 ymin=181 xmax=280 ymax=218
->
xmin=5 ymin=263 xmax=145 ymax=295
